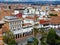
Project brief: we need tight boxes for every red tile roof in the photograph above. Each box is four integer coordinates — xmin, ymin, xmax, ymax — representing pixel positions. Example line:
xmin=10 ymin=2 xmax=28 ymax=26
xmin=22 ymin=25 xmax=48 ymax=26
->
xmin=50 ymin=16 xmax=60 ymax=24
xmin=39 ymin=19 xmax=50 ymax=24
xmin=39 ymin=16 xmax=60 ymax=24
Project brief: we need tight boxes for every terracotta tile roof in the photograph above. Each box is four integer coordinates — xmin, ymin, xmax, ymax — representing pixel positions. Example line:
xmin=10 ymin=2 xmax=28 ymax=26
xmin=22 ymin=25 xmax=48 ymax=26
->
xmin=39 ymin=19 xmax=50 ymax=24
xmin=34 ymin=15 xmax=39 ymax=18
xmin=39 ymin=16 xmax=60 ymax=24
xmin=26 ymin=16 xmax=33 ymax=19
xmin=50 ymin=16 xmax=60 ymax=24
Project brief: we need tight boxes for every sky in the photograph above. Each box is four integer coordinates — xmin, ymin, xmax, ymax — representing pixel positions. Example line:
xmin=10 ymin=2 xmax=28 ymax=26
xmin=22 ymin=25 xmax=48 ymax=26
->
xmin=0 ymin=0 xmax=60 ymax=2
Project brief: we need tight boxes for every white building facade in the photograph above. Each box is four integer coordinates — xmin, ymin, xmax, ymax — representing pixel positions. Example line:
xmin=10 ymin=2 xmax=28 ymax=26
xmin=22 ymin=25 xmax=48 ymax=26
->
xmin=3 ymin=16 xmax=33 ymax=40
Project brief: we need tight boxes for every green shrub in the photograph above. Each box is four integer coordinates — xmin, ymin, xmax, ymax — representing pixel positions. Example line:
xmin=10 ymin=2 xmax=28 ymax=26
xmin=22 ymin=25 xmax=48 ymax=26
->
xmin=49 ymin=13 xmax=58 ymax=16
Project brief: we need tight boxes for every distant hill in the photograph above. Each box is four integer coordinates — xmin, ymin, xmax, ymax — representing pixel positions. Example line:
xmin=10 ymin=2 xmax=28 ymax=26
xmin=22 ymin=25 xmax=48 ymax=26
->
xmin=0 ymin=1 xmax=60 ymax=5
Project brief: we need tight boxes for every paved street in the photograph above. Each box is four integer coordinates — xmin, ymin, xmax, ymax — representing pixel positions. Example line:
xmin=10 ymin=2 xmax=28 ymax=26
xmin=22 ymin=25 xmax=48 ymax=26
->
xmin=55 ymin=29 xmax=60 ymax=36
xmin=17 ymin=34 xmax=42 ymax=45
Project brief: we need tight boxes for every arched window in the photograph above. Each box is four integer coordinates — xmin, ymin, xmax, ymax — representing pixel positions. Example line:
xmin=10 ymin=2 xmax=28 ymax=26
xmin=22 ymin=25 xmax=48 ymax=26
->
xmin=18 ymin=34 xmax=19 ymax=38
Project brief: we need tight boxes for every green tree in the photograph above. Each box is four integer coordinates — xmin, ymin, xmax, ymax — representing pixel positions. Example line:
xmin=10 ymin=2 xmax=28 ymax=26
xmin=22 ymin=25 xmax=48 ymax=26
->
xmin=49 ymin=13 xmax=58 ymax=16
xmin=47 ymin=28 xmax=57 ymax=45
xmin=32 ymin=38 xmax=39 ymax=45
xmin=54 ymin=14 xmax=58 ymax=16
xmin=49 ymin=13 xmax=54 ymax=16
xmin=32 ymin=28 xmax=39 ymax=37
xmin=40 ymin=37 xmax=47 ymax=45
xmin=40 ymin=28 xmax=45 ymax=33
xmin=40 ymin=28 xmax=47 ymax=45
xmin=3 ymin=31 xmax=16 ymax=45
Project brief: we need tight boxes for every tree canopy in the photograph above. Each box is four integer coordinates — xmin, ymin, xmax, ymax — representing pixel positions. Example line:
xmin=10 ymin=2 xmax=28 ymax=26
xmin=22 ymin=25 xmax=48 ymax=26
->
xmin=47 ymin=28 xmax=60 ymax=45
xmin=3 ymin=31 xmax=16 ymax=45
xmin=49 ymin=13 xmax=58 ymax=16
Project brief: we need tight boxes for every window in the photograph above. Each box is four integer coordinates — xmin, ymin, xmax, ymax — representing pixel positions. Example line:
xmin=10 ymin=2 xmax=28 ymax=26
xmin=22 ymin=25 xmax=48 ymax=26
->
xmin=22 ymin=21 xmax=24 ymax=24
xmin=12 ymin=22 xmax=14 ymax=25
xmin=10 ymin=26 xmax=12 ymax=30
xmin=13 ymin=29 xmax=16 ymax=31
xmin=19 ymin=25 xmax=21 ymax=28
xmin=18 ymin=28 xmax=20 ymax=30
xmin=15 ymin=22 xmax=16 ymax=25
xmin=16 ymin=34 xmax=17 ymax=39
xmin=18 ymin=34 xmax=19 ymax=38
xmin=20 ymin=35 xmax=21 ymax=38
xmin=10 ymin=22 xmax=13 ymax=25
xmin=13 ymin=27 xmax=14 ymax=29
xmin=27 ymin=9 xmax=29 ymax=13
xmin=17 ymin=21 xmax=19 ymax=25
xmin=23 ymin=33 xmax=24 ymax=37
